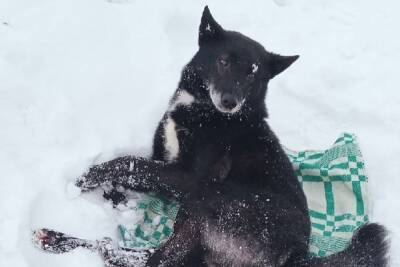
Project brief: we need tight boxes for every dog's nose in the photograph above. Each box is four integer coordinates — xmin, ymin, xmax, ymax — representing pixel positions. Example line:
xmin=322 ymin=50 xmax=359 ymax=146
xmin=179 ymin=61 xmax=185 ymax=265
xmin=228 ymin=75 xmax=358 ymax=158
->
xmin=221 ymin=93 xmax=237 ymax=110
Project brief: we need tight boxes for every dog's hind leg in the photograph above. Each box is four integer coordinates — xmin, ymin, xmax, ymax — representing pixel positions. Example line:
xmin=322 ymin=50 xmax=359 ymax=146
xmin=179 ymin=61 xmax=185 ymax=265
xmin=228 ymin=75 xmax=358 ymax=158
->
xmin=97 ymin=238 xmax=149 ymax=267
xmin=33 ymin=228 xmax=149 ymax=267
xmin=146 ymin=216 xmax=202 ymax=267
xmin=33 ymin=228 xmax=98 ymax=253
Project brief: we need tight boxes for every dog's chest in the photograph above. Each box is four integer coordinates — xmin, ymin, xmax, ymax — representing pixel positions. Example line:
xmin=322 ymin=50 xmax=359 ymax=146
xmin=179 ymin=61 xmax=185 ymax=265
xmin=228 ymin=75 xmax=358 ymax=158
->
xmin=163 ymin=116 xmax=180 ymax=162
xmin=162 ymin=89 xmax=195 ymax=162
xmin=161 ymin=89 xmax=230 ymax=163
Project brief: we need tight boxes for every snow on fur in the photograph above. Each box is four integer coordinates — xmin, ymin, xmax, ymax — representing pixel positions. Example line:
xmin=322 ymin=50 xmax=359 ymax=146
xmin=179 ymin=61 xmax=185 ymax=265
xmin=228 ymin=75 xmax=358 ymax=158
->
xmin=0 ymin=0 xmax=399 ymax=266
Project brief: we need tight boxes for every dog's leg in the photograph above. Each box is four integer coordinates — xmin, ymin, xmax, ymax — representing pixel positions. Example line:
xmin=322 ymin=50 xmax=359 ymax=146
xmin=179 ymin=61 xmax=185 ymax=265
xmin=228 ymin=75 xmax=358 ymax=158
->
xmin=33 ymin=228 xmax=149 ymax=267
xmin=75 ymin=156 xmax=198 ymax=198
xmin=146 ymin=217 xmax=201 ymax=267
xmin=97 ymin=238 xmax=149 ymax=267
xmin=33 ymin=228 xmax=98 ymax=253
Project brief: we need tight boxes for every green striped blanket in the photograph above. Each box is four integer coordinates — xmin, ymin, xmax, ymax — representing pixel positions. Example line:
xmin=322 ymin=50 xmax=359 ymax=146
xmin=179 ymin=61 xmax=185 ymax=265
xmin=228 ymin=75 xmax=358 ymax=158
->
xmin=118 ymin=133 xmax=368 ymax=257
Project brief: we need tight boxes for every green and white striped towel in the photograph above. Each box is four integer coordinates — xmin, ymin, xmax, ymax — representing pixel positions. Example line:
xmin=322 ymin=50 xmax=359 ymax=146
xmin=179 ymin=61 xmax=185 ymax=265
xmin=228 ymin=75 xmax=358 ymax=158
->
xmin=118 ymin=133 xmax=369 ymax=257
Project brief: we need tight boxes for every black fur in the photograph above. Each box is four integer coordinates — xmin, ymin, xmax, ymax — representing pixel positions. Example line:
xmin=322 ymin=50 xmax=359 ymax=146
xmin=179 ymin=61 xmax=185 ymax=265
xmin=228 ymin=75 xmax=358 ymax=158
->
xmin=301 ymin=223 xmax=390 ymax=267
xmin=76 ymin=6 xmax=389 ymax=267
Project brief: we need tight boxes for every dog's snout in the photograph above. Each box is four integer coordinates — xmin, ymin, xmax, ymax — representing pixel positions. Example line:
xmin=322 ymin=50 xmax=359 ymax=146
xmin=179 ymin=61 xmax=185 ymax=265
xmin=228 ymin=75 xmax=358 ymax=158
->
xmin=221 ymin=93 xmax=237 ymax=110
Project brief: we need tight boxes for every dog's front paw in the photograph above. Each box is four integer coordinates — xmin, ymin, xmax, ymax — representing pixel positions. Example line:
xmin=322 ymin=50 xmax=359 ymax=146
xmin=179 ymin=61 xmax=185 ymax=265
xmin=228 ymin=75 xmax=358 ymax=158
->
xmin=75 ymin=175 xmax=94 ymax=191
xmin=75 ymin=165 xmax=111 ymax=191
xmin=75 ymin=174 xmax=101 ymax=191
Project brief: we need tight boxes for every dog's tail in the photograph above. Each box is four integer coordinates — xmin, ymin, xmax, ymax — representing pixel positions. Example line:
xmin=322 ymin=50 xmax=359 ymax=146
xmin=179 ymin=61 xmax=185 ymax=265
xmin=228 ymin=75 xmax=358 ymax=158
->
xmin=299 ymin=223 xmax=389 ymax=267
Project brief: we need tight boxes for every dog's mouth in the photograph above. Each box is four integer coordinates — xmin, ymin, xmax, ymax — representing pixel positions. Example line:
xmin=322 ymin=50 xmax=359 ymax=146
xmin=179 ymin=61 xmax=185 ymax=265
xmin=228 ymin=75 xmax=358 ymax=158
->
xmin=208 ymin=84 xmax=245 ymax=114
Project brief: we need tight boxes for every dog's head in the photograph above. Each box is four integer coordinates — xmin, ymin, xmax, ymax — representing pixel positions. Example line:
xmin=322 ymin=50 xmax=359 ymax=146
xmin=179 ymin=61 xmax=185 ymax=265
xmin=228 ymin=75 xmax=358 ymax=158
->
xmin=192 ymin=6 xmax=298 ymax=115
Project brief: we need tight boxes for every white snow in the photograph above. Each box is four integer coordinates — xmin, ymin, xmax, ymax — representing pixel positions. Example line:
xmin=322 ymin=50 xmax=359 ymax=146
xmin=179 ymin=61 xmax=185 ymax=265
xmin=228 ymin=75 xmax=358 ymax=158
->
xmin=0 ymin=0 xmax=399 ymax=266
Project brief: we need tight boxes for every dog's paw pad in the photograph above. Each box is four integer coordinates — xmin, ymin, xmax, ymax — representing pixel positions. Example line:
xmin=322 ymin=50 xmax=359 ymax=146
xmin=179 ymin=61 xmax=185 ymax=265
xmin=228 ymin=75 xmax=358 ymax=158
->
xmin=32 ymin=228 xmax=79 ymax=254
xmin=32 ymin=229 xmax=54 ymax=251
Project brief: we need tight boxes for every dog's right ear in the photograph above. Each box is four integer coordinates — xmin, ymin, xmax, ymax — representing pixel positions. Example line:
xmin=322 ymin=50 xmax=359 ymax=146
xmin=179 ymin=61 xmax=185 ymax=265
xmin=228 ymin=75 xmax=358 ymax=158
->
xmin=199 ymin=6 xmax=224 ymax=47
xmin=269 ymin=54 xmax=299 ymax=78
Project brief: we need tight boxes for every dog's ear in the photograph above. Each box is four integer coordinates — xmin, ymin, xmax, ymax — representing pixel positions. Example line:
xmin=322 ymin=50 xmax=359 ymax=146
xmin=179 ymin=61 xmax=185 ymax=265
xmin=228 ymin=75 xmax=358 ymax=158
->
xmin=199 ymin=6 xmax=224 ymax=46
xmin=269 ymin=54 xmax=299 ymax=78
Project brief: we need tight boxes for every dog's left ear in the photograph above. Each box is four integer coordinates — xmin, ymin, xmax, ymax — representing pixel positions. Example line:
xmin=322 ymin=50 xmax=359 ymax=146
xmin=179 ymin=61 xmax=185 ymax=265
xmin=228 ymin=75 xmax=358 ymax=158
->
xmin=199 ymin=6 xmax=224 ymax=47
xmin=269 ymin=54 xmax=299 ymax=78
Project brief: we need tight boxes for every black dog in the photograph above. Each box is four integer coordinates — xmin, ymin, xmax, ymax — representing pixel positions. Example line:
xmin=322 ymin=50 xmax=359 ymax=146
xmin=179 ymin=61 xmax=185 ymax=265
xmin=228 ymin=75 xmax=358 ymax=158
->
xmin=35 ymin=6 xmax=389 ymax=267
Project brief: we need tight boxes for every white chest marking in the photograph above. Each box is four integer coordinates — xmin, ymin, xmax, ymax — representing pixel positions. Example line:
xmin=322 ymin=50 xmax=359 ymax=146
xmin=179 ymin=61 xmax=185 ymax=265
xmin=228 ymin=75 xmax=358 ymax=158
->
xmin=164 ymin=116 xmax=180 ymax=162
xmin=168 ymin=90 xmax=195 ymax=112
xmin=163 ymin=90 xmax=194 ymax=162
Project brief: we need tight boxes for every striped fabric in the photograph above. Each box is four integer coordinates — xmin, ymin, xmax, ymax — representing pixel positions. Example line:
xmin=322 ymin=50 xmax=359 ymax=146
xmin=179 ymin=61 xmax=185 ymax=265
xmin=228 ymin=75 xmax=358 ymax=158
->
xmin=118 ymin=133 xmax=368 ymax=257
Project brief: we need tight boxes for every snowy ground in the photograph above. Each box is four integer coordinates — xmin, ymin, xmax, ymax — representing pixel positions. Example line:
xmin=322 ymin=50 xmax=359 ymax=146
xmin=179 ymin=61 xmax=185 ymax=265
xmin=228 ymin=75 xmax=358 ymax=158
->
xmin=1 ymin=0 xmax=399 ymax=266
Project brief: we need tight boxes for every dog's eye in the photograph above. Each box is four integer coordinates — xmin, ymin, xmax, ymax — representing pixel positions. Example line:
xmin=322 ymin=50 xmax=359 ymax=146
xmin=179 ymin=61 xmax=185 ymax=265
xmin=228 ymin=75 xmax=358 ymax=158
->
xmin=218 ymin=58 xmax=230 ymax=68
xmin=246 ymin=63 xmax=259 ymax=81
xmin=245 ymin=66 xmax=255 ymax=80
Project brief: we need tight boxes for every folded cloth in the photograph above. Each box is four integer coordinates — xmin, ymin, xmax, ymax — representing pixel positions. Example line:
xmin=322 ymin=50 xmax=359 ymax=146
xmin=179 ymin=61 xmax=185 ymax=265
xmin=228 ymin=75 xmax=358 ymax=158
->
xmin=118 ymin=194 xmax=178 ymax=249
xmin=118 ymin=133 xmax=369 ymax=258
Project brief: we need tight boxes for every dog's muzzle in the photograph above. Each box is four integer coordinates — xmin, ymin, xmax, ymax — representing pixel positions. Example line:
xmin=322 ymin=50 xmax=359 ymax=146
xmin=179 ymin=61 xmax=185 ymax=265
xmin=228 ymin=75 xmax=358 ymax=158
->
xmin=209 ymin=85 xmax=244 ymax=114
